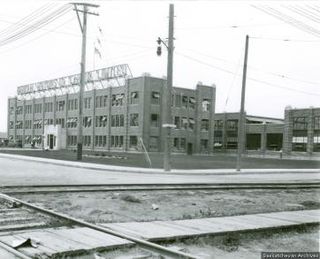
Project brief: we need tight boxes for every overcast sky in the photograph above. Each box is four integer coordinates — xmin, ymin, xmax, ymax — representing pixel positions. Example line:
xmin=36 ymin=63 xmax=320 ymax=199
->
xmin=0 ymin=1 xmax=319 ymax=132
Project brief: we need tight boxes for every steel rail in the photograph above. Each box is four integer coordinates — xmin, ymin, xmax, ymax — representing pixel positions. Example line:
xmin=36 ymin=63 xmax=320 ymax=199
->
xmin=1 ymin=183 xmax=319 ymax=195
xmin=2 ymin=182 xmax=319 ymax=188
xmin=0 ymin=193 xmax=199 ymax=259
xmin=0 ymin=240 xmax=33 ymax=259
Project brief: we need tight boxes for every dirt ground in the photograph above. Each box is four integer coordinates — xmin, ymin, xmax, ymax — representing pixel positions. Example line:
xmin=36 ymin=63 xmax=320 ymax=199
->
xmin=15 ymin=189 xmax=320 ymax=223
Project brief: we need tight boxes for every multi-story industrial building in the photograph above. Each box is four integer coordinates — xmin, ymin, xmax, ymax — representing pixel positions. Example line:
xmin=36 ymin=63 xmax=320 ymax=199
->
xmin=7 ymin=67 xmax=216 ymax=154
xmin=6 ymin=65 xmax=319 ymax=155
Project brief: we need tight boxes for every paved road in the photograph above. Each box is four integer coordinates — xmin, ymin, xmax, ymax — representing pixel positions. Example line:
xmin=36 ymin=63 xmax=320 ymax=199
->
xmin=0 ymin=156 xmax=319 ymax=186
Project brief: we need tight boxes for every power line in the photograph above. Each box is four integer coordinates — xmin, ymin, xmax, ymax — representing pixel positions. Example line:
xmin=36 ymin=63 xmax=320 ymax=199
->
xmin=0 ymin=5 xmax=72 ymax=47
xmin=179 ymin=47 xmax=320 ymax=87
xmin=252 ymin=5 xmax=320 ymax=38
xmin=284 ymin=5 xmax=320 ymax=23
xmin=176 ymin=51 xmax=320 ymax=97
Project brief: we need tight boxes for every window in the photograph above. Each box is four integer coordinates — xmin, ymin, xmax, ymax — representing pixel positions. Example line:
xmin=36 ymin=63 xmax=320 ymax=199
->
xmin=9 ymin=121 xmax=14 ymax=129
xmin=67 ymin=99 xmax=78 ymax=111
xmin=129 ymin=136 xmax=138 ymax=149
xmin=201 ymin=119 xmax=209 ymax=131
xmin=174 ymin=116 xmax=180 ymax=129
xmin=16 ymin=121 xmax=23 ymax=129
xmin=25 ymin=105 xmax=32 ymax=114
xmin=214 ymin=120 xmax=223 ymax=130
xmin=44 ymin=119 xmax=53 ymax=125
xmin=33 ymin=120 xmax=42 ymax=129
xmin=130 ymin=113 xmax=139 ymax=127
xmin=227 ymin=120 xmax=238 ymax=130
xmin=111 ymin=115 xmax=124 ymax=127
xmin=34 ymin=103 xmax=42 ymax=113
xmin=56 ymin=101 xmax=65 ymax=111
xmin=293 ymin=117 xmax=307 ymax=130
xmin=180 ymin=138 xmax=186 ymax=150
xmin=314 ymin=117 xmax=320 ymax=130
xmin=182 ymin=96 xmax=188 ymax=108
xmin=25 ymin=135 xmax=32 ymax=144
xmin=16 ymin=106 xmax=23 ymax=115
xmin=149 ymin=136 xmax=159 ymax=151
xmin=84 ymin=97 xmax=92 ymax=109
xmin=173 ymin=138 xmax=179 ymax=149
xmin=189 ymin=97 xmax=196 ymax=109
xmin=175 ymin=95 xmax=181 ymax=107
xmin=95 ymin=95 xmax=108 ymax=108
xmin=130 ymin=91 xmax=139 ymax=104
xmin=95 ymin=115 xmax=107 ymax=127
xmin=84 ymin=136 xmax=91 ymax=147
xmin=56 ymin=118 xmax=65 ymax=128
xmin=151 ymin=91 xmax=160 ymax=104
xmin=67 ymin=136 xmax=77 ymax=146
xmin=189 ymin=118 xmax=195 ymax=130
xmin=200 ymin=139 xmax=209 ymax=152
xmin=67 ymin=117 xmax=77 ymax=128
xmin=151 ymin=114 xmax=159 ymax=127
xmin=112 ymin=94 xmax=124 ymax=106
xmin=44 ymin=102 xmax=53 ymax=113
xmin=9 ymin=107 xmax=14 ymax=115
xmin=83 ymin=116 xmax=92 ymax=128
xmin=111 ymin=136 xmax=124 ymax=148
xmin=95 ymin=135 xmax=107 ymax=147
xmin=202 ymin=99 xmax=211 ymax=112
xmin=182 ymin=117 xmax=188 ymax=129
xmin=24 ymin=120 xmax=32 ymax=129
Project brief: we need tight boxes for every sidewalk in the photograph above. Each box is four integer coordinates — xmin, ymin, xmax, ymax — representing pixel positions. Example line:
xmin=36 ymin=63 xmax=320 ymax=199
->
xmin=103 ymin=209 xmax=320 ymax=241
xmin=0 ymin=153 xmax=319 ymax=175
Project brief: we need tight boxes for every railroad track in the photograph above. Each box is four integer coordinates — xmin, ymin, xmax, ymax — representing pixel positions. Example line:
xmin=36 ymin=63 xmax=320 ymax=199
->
xmin=0 ymin=192 xmax=198 ymax=259
xmin=1 ymin=182 xmax=319 ymax=194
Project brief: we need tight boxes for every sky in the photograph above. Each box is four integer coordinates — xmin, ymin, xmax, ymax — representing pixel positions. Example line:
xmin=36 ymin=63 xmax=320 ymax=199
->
xmin=0 ymin=0 xmax=319 ymax=132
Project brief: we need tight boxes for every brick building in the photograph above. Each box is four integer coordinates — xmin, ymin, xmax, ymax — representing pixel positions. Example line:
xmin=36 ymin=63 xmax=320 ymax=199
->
xmin=7 ymin=74 xmax=216 ymax=154
xmin=213 ymin=113 xmax=284 ymax=152
xmin=283 ymin=107 xmax=320 ymax=154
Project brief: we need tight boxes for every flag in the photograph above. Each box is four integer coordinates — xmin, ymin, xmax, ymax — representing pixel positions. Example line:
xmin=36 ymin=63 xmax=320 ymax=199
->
xmin=94 ymin=46 xmax=102 ymax=59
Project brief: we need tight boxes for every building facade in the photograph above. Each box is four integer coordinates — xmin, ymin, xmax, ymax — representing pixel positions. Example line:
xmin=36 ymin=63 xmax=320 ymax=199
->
xmin=283 ymin=107 xmax=320 ymax=154
xmin=7 ymin=75 xmax=216 ymax=154
xmin=213 ymin=113 xmax=284 ymax=152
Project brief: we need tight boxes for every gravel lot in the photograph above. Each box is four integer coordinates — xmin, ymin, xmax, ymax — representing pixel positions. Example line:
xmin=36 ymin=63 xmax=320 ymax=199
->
xmin=15 ymin=189 xmax=320 ymax=223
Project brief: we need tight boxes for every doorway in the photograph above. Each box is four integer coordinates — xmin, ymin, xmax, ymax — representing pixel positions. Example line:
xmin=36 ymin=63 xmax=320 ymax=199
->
xmin=187 ymin=143 xmax=193 ymax=155
xmin=49 ymin=134 xmax=54 ymax=149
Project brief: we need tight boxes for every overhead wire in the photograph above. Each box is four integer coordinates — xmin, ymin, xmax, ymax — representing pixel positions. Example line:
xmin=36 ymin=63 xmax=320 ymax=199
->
xmin=252 ymin=5 xmax=320 ymax=38
xmin=0 ymin=4 xmax=72 ymax=47
xmin=176 ymin=51 xmax=320 ymax=97
xmin=283 ymin=5 xmax=320 ymax=23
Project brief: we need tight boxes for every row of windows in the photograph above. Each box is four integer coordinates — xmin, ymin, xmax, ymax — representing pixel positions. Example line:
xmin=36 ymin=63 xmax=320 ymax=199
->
xmin=293 ymin=117 xmax=320 ymax=130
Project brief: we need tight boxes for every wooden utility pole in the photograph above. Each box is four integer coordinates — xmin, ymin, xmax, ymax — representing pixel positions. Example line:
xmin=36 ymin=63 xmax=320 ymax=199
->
xmin=163 ymin=4 xmax=174 ymax=171
xmin=236 ymin=35 xmax=249 ymax=171
xmin=73 ymin=3 xmax=99 ymax=160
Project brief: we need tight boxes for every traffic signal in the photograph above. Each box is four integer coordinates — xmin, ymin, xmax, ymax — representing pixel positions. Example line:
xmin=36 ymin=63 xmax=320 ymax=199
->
xmin=157 ymin=46 xmax=162 ymax=56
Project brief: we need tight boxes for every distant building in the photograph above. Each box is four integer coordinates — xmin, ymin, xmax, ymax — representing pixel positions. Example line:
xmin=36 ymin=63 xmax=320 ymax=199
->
xmin=7 ymin=73 xmax=216 ymax=154
xmin=213 ymin=113 xmax=284 ymax=152
xmin=283 ymin=107 xmax=320 ymax=154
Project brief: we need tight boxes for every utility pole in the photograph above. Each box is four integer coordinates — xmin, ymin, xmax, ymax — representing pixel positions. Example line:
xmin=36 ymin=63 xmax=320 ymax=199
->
xmin=164 ymin=4 xmax=174 ymax=171
xmin=73 ymin=3 xmax=99 ymax=161
xmin=156 ymin=4 xmax=175 ymax=171
xmin=236 ymin=35 xmax=249 ymax=171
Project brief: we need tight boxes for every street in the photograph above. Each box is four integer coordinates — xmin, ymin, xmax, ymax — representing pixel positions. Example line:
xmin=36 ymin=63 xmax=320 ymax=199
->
xmin=0 ymin=156 xmax=319 ymax=186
